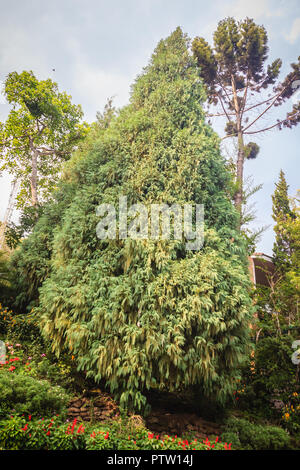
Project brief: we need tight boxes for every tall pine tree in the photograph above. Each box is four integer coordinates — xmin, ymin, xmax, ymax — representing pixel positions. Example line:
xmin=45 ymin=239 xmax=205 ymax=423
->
xmin=192 ymin=18 xmax=300 ymax=220
xmin=272 ymin=170 xmax=294 ymax=273
xmin=12 ymin=28 xmax=253 ymax=411
xmin=269 ymin=175 xmax=299 ymax=329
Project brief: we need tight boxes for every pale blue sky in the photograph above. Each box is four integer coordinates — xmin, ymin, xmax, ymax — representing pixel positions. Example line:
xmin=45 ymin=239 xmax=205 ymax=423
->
xmin=0 ymin=0 xmax=299 ymax=254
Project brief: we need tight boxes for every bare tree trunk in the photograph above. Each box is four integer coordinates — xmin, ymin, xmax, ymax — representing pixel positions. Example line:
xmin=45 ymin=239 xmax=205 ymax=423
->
xmin=273 ymin=312 xmax=282 ymax=336
xmin=268 ymin=273 xmax=282 ymax=336
xmin=235 ymin=132 xmax=245 ymax=220
xmin=30 ymin=148 xmax=39 ymax=207
xmin=0 ymin=179 xmax=20 ymax=250
xmin=231 ymin=75 xmax=245 ymax=226
xmin=256 ymin=328 xmax=262 ymax=343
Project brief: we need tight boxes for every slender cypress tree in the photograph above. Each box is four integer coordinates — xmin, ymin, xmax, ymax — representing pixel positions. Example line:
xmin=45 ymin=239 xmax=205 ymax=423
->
xmin=12 ymin=28 xmax=253 ymax=411
xmin=272 ymin=170 xmax=294 ymax=272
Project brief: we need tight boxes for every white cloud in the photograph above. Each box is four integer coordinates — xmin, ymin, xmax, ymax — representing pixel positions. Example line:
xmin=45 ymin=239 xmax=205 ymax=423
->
xmin=225 ymin=0 xmax=284 ymax=20
xmin=0 ymin=26 xmax=48 ymax=78
xmin=65 ymin=38 xmax=132 ymax=122
xmin=285 ymin=17 xmax=300 ymax=44
xmin=72 ymin=62 xmax=132 ymax=122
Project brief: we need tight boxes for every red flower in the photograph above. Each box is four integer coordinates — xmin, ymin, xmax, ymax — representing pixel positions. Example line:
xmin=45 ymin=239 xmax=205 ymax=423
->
xmin=77 ymin=425 xmax=85 ymax=434
xmin=70 ymin=418 xmax=77 ymax=434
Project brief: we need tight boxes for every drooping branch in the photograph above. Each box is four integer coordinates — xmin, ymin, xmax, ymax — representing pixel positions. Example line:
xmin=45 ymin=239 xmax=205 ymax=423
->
xmin=243 ymin=117 xmax=292 ymax=135
xmin=242 ymin=79 xmax=294 ymax=132
xmin=217 ymin=92 xmax=232 ymax=122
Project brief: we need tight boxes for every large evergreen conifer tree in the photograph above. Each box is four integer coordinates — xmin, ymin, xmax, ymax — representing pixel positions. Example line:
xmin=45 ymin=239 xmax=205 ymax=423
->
xmin=272 ymin=170 xmax=294 ymax=273
xmin=12 ymin=28 xmax=253 ymax=410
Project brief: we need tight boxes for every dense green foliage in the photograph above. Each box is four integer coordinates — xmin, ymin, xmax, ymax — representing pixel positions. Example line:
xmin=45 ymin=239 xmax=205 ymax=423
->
xmin=221 ymin=416 xmax=290 ymax=450
xmin=0 ymin=18 xmax=297 ymax=452
xmin=272 ymin=170 xmax=295 ymax=273
xmin=0 ymin=414 xmax=230 ymax=451
xmin=0 ymin=372 xmax=69 ymax=418
xmin=192 ymin=17 xmax=278 ymax=103
xmin=0 ymin=251 xmax=12 ymax=304
xmin=268 ymin=176 xmax=300 ymax=332
xmin=10 ymin=28 xmax=253 ymax=412
xmin=238 ymin=336 xmax=299 ymax=417
xmin=234 ymin=174 xmax=300 ymax=441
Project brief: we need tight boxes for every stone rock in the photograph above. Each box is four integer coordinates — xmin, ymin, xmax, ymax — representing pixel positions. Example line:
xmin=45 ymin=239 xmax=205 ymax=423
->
xmin=68 ymin=407 xmax=80 ymax=413
xmin=148 ymin=417 xmax=159 ymax=424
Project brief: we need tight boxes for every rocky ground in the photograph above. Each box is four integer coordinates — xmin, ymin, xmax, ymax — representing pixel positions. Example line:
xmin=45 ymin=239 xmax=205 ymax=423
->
xmin=67 ymin=390 xmax=221 ymax=439
xmin=145 ymin=409 xmax=221 ymax=439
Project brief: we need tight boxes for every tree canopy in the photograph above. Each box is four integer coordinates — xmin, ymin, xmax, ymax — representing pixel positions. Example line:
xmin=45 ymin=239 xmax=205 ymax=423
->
xmin=0 ymin=71 xmax=88 ymax=208
xmin=11 ymin=28 xmax=253 ymax=411
xmin=192 ymin=17 xmax=300 ymax=219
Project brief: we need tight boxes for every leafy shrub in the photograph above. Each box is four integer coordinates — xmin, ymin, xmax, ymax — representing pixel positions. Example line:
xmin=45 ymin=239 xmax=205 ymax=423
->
xmin=0 ymin=371 xmax=69 ymax=418
xmin=0 ymin=416 xmax=75 ymax=450
xmin=222 ymin=416 xmax=290 ymax=450
xmin=220 ymin=431 xmax=241 ymax=448
xmin=0 ymin=251 xmax=13 ymax=306
xmin=22 ymin=357 xmax=75 ymax=391
xmin=85 ymin=429 xmax=114 ymax=450
xmin=239 ymin=336 xmax=299 ymax=418
xmin=281 ymin=393 xmax=300 ymax=435
xmin=0 ymin=304 xmax=14 ymax=337
xmin=6 ymin=313 xmax=43 ymax=345
xmin=47 ymin=421 xmax=86 ymax=450
xmin=85 ymin=415 xmax=230 ymax=451
xmin=0 ymin=416 xmax=29 ymax=450
xmin=0 ymin=415 xmax=232 ymax=450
